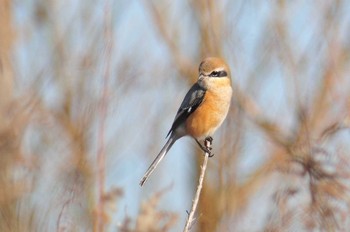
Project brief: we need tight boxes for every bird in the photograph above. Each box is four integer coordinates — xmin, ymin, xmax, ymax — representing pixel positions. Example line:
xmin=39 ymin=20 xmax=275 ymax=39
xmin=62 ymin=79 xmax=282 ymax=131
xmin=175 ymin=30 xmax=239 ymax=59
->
xmin=140 ymin=57 xmax=232 ymax=186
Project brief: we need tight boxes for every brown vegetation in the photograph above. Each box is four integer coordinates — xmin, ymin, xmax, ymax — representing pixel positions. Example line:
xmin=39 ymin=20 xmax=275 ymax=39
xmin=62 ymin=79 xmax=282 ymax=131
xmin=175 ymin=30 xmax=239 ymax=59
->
xmin=1 ymin=0 xmax=349 ymax=231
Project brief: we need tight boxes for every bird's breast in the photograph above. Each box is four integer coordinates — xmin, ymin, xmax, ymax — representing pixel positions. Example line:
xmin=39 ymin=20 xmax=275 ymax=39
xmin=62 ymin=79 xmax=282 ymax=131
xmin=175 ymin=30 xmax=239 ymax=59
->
xmin=186 ymin=83 xmax=232 ymax=139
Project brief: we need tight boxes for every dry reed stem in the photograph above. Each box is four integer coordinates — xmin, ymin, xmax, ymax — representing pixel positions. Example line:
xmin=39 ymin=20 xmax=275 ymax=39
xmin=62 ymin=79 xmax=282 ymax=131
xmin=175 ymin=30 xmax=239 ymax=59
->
xmin=183 ymin=139 xmax=212 ymax=232
xmin=95 ymin=1 xmax=112 ymax=231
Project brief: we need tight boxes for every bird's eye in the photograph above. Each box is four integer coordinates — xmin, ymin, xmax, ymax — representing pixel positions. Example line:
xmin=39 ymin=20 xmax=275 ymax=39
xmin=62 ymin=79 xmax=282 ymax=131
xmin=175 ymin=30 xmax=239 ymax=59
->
xmin=209 ymin=70 xmax=227 ymax=77
xmin=210 ymin=71 xmax=220 ymax=77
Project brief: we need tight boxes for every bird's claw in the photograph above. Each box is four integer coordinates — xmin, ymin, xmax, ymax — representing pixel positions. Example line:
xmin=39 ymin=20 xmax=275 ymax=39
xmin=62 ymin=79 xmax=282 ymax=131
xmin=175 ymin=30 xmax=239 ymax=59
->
xmin=195 ymin=138 xmax=214 ymax=157
xmin=205 ymin=136 xmax=213 ymax=143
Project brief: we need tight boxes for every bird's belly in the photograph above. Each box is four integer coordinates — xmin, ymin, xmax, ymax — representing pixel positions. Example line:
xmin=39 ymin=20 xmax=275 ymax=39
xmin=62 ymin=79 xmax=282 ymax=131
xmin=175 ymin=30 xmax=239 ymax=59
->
xmin=185 ymin=88 xmax=231 ymax=139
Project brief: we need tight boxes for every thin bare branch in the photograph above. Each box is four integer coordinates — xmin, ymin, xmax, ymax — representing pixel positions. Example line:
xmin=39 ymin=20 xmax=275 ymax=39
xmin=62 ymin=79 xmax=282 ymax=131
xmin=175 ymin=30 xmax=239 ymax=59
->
xmin=95 ymin=1 xmax=112 ymax=231
xmin=183 ymin=139 xmax=212 ymax=232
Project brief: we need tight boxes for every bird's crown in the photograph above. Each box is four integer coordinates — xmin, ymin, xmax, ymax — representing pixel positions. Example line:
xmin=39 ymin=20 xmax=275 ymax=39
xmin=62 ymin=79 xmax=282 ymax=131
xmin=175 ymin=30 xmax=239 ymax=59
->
xmin=198 ymin=57 xmax=229 ymax=78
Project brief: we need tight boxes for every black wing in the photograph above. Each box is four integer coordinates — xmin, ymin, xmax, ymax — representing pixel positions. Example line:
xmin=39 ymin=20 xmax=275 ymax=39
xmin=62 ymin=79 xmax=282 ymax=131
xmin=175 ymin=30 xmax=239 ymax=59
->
xmin=166 ymin=82 xmax=206 ymax=138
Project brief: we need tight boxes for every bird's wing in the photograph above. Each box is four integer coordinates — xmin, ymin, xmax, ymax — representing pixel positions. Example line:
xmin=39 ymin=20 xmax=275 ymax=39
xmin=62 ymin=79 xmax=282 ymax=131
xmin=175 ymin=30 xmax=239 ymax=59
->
xmin=166 ymin=82 xmax=206 ymax=138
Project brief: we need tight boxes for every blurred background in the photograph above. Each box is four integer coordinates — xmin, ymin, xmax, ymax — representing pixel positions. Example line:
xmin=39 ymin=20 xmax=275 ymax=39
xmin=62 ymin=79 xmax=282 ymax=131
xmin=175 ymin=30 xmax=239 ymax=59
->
xmin=1 ymin=0 xmax=350 ymax=231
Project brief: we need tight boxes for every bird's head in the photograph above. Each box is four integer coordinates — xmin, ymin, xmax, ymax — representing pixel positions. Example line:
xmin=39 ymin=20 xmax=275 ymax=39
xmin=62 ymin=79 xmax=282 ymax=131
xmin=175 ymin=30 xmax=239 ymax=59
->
xmin=198 ymin=57 xmax=231 ymax=88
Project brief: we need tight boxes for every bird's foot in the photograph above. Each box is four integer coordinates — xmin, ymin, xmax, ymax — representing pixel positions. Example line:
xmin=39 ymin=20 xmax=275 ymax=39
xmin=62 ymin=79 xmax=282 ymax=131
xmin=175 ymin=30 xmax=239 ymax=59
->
xmin=195 ymin=138 xmax=214 ymax=157
xmin=206 ymin=136 xmax=213 ymax=143
xmin=205 ymin=137 xmax=213 ymax=150
xmin=205 ymin=136 xmax=214 ymax=157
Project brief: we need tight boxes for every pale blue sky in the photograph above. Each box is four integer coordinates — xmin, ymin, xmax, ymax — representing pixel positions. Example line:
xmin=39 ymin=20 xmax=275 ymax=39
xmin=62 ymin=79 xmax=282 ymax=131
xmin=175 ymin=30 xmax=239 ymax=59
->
xmin=11 ymin=0 xmax=350 ymax=231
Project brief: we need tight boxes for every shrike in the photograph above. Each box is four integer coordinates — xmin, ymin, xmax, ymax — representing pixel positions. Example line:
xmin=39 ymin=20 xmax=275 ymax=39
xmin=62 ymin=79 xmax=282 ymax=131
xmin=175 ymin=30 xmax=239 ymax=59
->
xmin=140 ymin=57 xmax=232 ymax=186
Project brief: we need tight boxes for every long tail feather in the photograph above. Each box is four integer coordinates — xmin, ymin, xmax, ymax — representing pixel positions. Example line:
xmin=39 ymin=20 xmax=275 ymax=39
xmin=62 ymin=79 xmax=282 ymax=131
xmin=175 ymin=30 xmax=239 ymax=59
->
xmin=139 ymin=136 xmax=176 ymax=186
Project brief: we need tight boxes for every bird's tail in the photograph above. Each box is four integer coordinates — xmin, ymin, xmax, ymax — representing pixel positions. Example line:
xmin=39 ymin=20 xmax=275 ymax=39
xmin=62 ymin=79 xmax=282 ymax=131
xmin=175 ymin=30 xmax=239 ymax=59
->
xmin=139 ymin=136 xmax=176 ymax=186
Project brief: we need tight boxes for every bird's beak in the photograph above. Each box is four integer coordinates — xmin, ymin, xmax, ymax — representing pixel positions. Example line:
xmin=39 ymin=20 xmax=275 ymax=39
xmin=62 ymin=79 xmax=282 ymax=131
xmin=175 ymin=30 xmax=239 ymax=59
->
xmin=198 ymin=74 xmax=205 ymax=80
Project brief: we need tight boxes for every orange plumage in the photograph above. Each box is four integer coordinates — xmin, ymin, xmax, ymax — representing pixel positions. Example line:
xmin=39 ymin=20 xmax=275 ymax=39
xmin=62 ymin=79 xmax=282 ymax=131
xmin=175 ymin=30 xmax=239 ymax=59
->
xmin=140 ymin=57 xmax=232 ymax=186
xmin=186 ymin=77 xmax=232 ymax=139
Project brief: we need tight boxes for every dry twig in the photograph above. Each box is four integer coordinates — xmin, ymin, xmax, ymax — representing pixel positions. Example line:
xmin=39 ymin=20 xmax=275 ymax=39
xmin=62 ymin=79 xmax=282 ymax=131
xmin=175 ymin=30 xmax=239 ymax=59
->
xmin=95 ymin=1 xmax=112 ymax=231
xmin=183 ymin=139 xmax=212 ymax=232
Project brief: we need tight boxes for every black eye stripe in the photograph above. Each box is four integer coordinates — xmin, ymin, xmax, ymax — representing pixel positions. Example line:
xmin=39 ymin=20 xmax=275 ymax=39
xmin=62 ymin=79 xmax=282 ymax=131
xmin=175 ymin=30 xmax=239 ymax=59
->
xmin=209 ymin=70 xmax=227 ymax=77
